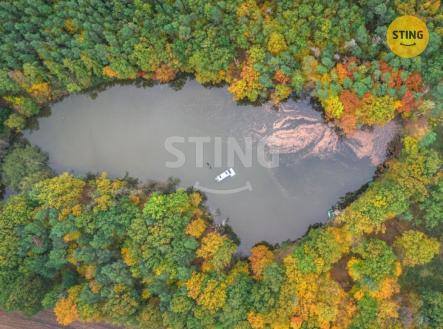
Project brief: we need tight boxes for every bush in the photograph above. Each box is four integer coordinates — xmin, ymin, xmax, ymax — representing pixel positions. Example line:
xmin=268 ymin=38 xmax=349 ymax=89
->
xmin=1 ymin=144 xmax=53 ymax=191
xmin=0 ymin=108 xmax=11 ymax=134
xmin=421 ymin=290 xmax=443 ymax=328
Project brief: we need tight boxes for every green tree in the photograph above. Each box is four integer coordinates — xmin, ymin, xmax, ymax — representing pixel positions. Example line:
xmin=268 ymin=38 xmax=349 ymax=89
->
xmin=348 ymin=239 xmax=397 ymax=289
xmin=394 ymin=230 xmax=440 ymax=267
xmin=1 ymin=144 xmax=53 ymax=191
xmin=421 ymin=290 xmax=443 ymax=328
xmin=420 ymin=180 xmax=443 ymax=229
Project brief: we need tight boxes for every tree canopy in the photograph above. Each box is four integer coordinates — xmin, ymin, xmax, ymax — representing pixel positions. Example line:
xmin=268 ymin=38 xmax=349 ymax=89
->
xmin=0 ymin=1 xmax=442 ymax=328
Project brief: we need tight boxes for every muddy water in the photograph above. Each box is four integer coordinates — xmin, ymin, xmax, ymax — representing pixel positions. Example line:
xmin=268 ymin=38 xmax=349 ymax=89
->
xmin=25 ymin=81 xmax=396 ymax=252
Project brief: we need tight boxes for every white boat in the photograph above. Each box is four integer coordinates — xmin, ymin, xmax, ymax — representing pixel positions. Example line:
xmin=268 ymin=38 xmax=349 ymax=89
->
xmin=215 ymin=168 xmax=236 ymax=182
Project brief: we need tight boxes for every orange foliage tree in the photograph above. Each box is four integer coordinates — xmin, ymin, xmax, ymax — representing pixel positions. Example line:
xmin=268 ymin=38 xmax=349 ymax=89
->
xmin=249 ymin=245 xmax=274 ymax=280
xmin=153 ymin=64 xmax=176 ymax=83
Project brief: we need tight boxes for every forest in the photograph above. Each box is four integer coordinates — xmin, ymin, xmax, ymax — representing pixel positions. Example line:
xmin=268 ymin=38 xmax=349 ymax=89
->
xmin=0 ymin=0 xmax=442 ymax=328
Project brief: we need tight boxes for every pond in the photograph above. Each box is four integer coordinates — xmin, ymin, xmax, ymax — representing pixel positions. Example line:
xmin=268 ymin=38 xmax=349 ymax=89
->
xmin=25 ymin=80 xmax=397 ymax=252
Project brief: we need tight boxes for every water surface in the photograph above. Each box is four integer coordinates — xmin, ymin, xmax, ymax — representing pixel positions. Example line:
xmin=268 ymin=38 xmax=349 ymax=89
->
xmin=25 ymin=81 xmax=394 ymax=251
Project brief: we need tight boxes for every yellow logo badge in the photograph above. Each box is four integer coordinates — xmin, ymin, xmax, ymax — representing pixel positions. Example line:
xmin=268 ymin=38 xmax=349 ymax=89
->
xmin=387 ymin=15 xmax=429 ymax=58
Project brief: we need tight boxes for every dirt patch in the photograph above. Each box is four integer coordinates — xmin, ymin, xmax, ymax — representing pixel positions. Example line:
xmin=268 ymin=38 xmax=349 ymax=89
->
xmin=372 ymin=217 xmax=413 ymax=244
xmin=331 ymin=255 xmax=353 ymax=292
xmin=0 ymin=310 xmax=123 ymax=329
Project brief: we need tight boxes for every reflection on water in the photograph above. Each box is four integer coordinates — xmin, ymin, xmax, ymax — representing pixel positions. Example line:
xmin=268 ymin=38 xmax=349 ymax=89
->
xmin=25 ymin=81 xmax=396 ymax=252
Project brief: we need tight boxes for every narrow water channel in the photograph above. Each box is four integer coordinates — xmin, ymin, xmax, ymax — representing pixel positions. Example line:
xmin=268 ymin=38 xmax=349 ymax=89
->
xmin=25 ymin=81 xmax=397 ymax=252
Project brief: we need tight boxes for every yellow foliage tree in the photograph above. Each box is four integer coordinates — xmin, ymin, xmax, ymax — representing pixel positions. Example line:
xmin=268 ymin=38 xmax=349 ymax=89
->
xmin=186 ymin=271 xmax=204 ymax=300
xmin=121 ymin=247 xmax=136 ymax=266
xmin=248 ymin=312 xmax=265 ymax=329
xmin=377 ymin=299 xmax=400 ymax=324
xmin=63 ymin=230 xmax=81 ymax=242
xmin=356 ymin=95 xmax=397 ymax=126
xmin=185 ymin=218 xmax=207 ymax=238
xmin=271 ymin=84 xmax=292 ymax=105
xmin=189 ymin=192 xmax=202 ymax=208
xmin=103 ymin=66 xmax=119 ymax=78
xmin=267 ymin=32 xmax=288 ymax=55
xmin=370 ymin=277 xmax=400 ymax=300
xmin=27 ymin=82 xmax=51 ymax=102
xmin=196 ymin=279 xmax=227 ymax=313
xmin=33 ymin=173 xmax=86 ymax=220
xmin=64 ymin=18 xmax=77 ymax=34
xmin=93 ymin=173 xmax=124 ymax=212
xmin=394 ymin=230 xmax=440 ymax=267
xmin=196 ymin=232 xmax=236 ymax=272
xmin=323 ymin=96 xmax=344 ymax=120
xmin=54 ymin=286 xmax=81 ymax=326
